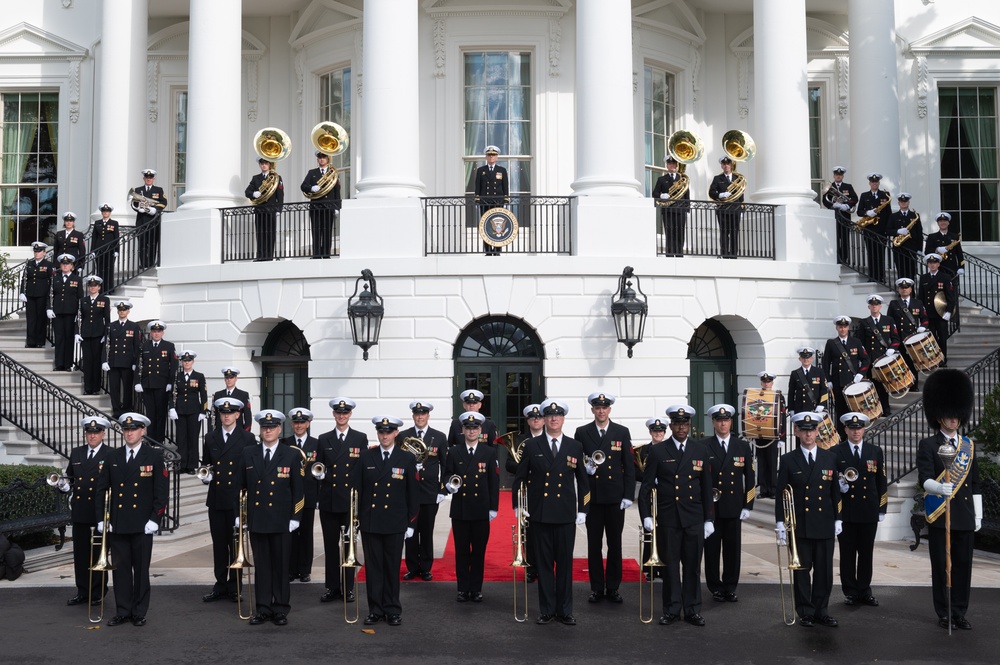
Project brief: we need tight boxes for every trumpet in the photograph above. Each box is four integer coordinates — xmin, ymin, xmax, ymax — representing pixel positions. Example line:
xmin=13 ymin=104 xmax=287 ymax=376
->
xmin=88 ymin=488 xmax=115 ymax=623
xmin=776 ymin=486 xmax=803 ymax=626
xmin=584 ymin=450 xmax=606 ymax=467
xmin=892 ymin=212 xmax=921 ymax=247
xmin=712 ymin=487 xmax=722 ymax=502
xmin=445 ymin=474 xmax=463 ymax=491
xmin=340 ymin=488 xmax=361 ymax=624
xmin=45 ymin=472 xmax=69 ymax=487
xmin=310 ymin=462 xmax=326 ymax=479
xmin=400 ymin=436 xmax=430 ymax=465
xmin=229 ymin=489 xmax=254 ymax=620
xmin=511 ymin=484 xmax=529 ymax=623
xmin=639 ymin=487 xmax=665 ymax=624
xmin=195 ymin=465 xmax=213 ymax=480
xmin=840 ymin=467 xmax=859 ymax=483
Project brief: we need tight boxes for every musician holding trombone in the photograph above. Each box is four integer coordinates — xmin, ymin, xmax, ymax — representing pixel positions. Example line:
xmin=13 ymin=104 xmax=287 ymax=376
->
xmin=441 ymin=412 xmax=500 ymax=602
xmin=282 ymin=408 xmax=319 ymax=584
xmin=834 ymin=412 xmax=887 ymax=608
xmin=58 ymin=416 xmax=114 ymax=609
xmin=775 ymin=412 xmax=842 ymax=628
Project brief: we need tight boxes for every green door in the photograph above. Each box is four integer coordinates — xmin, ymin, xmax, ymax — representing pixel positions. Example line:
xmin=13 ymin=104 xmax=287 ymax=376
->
xmin=687 ymin=319 xmax=738 ymax=438
xmin=262 ymin=362 xmax=309 ymax=438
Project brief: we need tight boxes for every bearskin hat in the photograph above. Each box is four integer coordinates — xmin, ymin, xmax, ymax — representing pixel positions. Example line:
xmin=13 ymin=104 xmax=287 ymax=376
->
xmin=922 ymin=368 xmax=974 ymax=429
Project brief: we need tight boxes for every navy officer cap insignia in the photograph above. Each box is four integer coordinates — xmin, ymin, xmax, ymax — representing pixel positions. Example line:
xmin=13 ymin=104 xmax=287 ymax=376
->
xmin=645 ymin=417 xmax=667 ymax=431
xmin=461 ymin=413 xmax=486 ymax=427
xmin=289 ymin=408 xmax=313 ymax=422
xmin=523 ymin=404 xmax=543 ymax=418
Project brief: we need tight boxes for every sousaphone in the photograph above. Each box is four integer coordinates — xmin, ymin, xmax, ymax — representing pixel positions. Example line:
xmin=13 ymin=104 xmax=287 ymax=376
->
xmin=304 ymin=122 xmax=350 ymax=200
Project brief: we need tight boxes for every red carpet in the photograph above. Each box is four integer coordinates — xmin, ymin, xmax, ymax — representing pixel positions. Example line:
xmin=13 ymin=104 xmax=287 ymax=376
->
xmin=358 ymin=490 xmax=642 ymax=582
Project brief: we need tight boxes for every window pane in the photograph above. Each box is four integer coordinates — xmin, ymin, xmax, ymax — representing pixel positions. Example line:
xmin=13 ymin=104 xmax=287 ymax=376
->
xmin=318 ymin=66 xmax=353 ymax=192
xmin=643 ymin=65 xmax=675 ymax=195
xmin=465 ymin=53 xmax=484 ymax=85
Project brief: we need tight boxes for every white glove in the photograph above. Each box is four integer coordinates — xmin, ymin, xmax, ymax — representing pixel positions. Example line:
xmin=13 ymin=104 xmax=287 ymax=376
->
xmin=489 ymin=510 xmax=497 ymax=522
xmin=834 ymin=520 xmax=843 ymax=536
xmin=867 ymin=209 xmax=876 ymax=217
xmin=776 ymin=522 xmax=787 ymax=545
xmin=826 ymin=381 xmax=834 ymax=390
xmin=134 ymin=384 xmax=143 ymax=393
xmin=131 ymin=365 xmax=135 ymax=371
xmin=878 ymin=513 xmax=886 ymax=523
xmin=885 ymin=349 xmax=896 ymax=357
xmin=165 ymin=383 xmax=172 ymax=392
xmin=943 ymin=312 xmax=952 ymax=321
xmin=113 ymin=252 xmax=119 ymax=258
xmin=659 ymin=193 xmax=670 ymax=200
xmin=310 ymin=185 xmax=320 ymax=193
xmin=74 ymin=334 xmax=83 ymax=343
xmin=102 ymin=362 xmax=110 ymax=371
xmin=415 ymin=463 xmax=423 ymax=472
xmin=516 ymin=506 xmax=530 ymax=519
xmin=917 ymin=326 xmax=926 ymax=333
xmin=815 ymin=405 xmax=825 ymax=413
xmin=18 ymin=293 xmax=26 ymax=303
xmin=446 ymin=481 xmax=459 ymax=494
xmin=97 ymin=521 xmax=105 ymax=534
xmin=620 ymin=498 xmax=633 ymax=511
xmin=405 ymin=527 xmax=415 ymax=539
xmin=974 ymin=494 xmax=983 ymax=532
xmin=897 ymin=228 xmax=908 ymax=235
xmin=58 ymin=478 xmax=71 ymax=492
xmin=739 ymin=509 xmax=750 ymax=521
xmin=234 ymin=516 xmax=240 ymax=528
xmin=436 ymin=493 xmax=447 ymax=504
xmin=289 ymin=520 xmax=300 ymax=533
xmin=833 ymin=203 xmax=847 ymax=212
xmin=839 ymin=479 xmax=850 ymax=493
xmin=252 ymin=191 xmax=261 ymax=199
xmin=144 ymin=520 xmax=158 ymax=535
xmin=703 ymin=522 xmax=715 ymax=539
xmin=957 ymin=268 xmax=965 ymax=276
xmin=201 ymin=473 xmax=212 ymax=485
xmin=936 ymin=246 xmax=947 ymax=254
xmin=315 ymin=470 xmax=326 ymax=480
xmin=777 ymin=440 xmax=786 ymax=455
xmin=718 ymin=191 xmax=731 ymax=200
xmin=46 ymin=309 xmax=56 ymax=319
xmin=923 ymin=479 xmax=954 ymax=497
xmin=197 ymin=414 xmax=206 ymax=422
xmin=168 ymin=408 xmax=178 ymax=420
xmin=853 ymin=373 xmax=864 ymax=384
xmin=585 ymin=461 xmax=597 ymax=475
xmin=575 ymin=512 xmax=587 ymax=525
xmin=917 ymin=251 xmax=925 ymax=258
xmin=643 ymin=517 xmax=654 ymax=531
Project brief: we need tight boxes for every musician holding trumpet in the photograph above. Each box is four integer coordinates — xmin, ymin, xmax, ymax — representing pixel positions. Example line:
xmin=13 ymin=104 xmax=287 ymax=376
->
xmin=821 ymin=166 xmax=858 ymax=264
xmin=132 ymin=169 xmax=167 ymax=270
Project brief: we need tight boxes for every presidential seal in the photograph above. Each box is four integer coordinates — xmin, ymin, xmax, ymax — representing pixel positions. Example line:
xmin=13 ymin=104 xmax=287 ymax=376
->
xmin=478 ymin=207 xmax=518 ymax=248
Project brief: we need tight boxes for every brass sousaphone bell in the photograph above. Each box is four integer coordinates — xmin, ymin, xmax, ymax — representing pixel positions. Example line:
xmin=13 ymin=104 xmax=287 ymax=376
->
xmin=659 ymin=130 xmax=704 ymax=205
xmin=249 ymin=127 xmax=292 ymax=206
xmin=718 ymin=129 xmax=756 ymax=200
xmin=304 ymin=122 xmax=350 ymax=200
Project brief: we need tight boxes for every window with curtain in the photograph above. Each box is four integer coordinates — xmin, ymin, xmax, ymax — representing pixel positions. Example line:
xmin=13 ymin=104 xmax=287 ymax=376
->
xmin=463 ymin=52 xmax=531 ymax=196
xmin=319 ymin=67 xmax=352 ymax=197
xmin=939 ymin=86 xmax=998 ymax=242
xmin=643 ymin=65 xmax=675 ymax=196
xmin=1 ymin=92 xmax=58 ymax=246
xmin=808 ymin=86 xmax=824 ymax=199
xmin=173 ymin=90 xmax=187 ymax=205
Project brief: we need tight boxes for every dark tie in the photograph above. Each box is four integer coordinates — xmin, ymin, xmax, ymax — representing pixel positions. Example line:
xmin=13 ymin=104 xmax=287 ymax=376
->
xmin=551 ymin=438 xmax=558 ymax=456
xmin=722 ymin=440 xmax=728 ymax=455
xmin=154 ymin=342 xmax=158 ymax=348
xmin=383 ymin=450 xmax=390 ymax=462
xmin=854 ymin=445 xmax=862 ymax=464
xmin=842 ymin=338 xmax=847 ymax=347
xmin=88 ymin=449 xmax=95 ymax=460
xmin=184 ymin=374 xmax=189 ymax=382
xmin=297 ymin=439 xmax=303 ymax=448
xmin=808 ymin=452 xmax=815 ymax=469
xmin=417 ymin=430 xmax=424 ymax=440
xmin=227 ymin=391 xmax=232 ymax=397
xmin=265 ymin=448 xmax=271 ymax=464
xmin=678 ymin=443 xmax=685 ymax=455
xmin=339 ymin=432 xmax=345 ymax=443
xmin=949 ymin=437 xmax=957 ymax=447
xmin=224 ymin=432 xmax=229 ymax=444
xmin=128 ymin=449 xmax=135 ymax=464
xmin=599 ymin=428 xmax=605 ymax=438
xmin=469 ymin=447 xmax=474 ymax=457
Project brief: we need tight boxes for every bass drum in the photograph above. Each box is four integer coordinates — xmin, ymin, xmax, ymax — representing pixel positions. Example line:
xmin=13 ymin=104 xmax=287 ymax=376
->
xmin=844 ymin=381 xmax=883 ymax=421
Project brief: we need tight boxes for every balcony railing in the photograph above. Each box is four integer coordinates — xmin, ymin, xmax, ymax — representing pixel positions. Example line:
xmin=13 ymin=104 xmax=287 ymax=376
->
xmin=653 ymin=200 xmax=777 ymax=260
xmin=220 ymin=202 xmax=340 ymax=263
xmin=422 ymin=196 xmax=573 ymax=255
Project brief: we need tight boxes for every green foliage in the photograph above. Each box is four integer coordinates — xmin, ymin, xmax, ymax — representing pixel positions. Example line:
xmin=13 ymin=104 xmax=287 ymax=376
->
xmin=0 ymin=464 xmax=63 ymax=523
xmin=978 ymin=456 xmax=1000 ymax=485
xmin=972 ymin=382 xmax=1000 ymax=456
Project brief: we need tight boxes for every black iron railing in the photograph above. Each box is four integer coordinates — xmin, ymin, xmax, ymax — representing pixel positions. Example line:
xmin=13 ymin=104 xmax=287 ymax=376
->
xmin=422 ymin=196 xmax=573 ymax=255
xmin=654 ymin=200 xmax=777 ymax=259
xmin=220 ymin=202 xmax=340 ymax=262
xmin=0 ymin=350 xmax=181 ymax=532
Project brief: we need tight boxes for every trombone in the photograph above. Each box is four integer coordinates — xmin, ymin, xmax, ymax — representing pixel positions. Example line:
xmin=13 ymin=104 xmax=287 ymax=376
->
xmin=340 ymin=488 xmax=361 ymax=624
xmin=229 ymin=489 xmax=254 ymax=620
xmin=88 ymin=488 xmax=115 ymax=623
xmin=511 ymin=484 xmax=529 ymax=623
xmin=776 ymin=486 xmax=803 ymax=626
xmin=638 ymin=488 xmax=665 ymax=624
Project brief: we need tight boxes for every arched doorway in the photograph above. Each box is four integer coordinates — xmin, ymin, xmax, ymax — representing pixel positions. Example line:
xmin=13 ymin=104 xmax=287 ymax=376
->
xmin=687 ymin=318 xmax=738 ymax=438
xmin=258 ymin=320 xmax=311 ymax=437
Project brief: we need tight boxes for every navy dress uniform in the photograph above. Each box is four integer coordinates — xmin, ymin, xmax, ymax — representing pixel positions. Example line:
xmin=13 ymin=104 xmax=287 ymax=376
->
xmin=889 ymin=193 xmax=923 ymax=281
xmin=752 ymin=371 xmax=786 ymax=499
xmin=316 ymin=397 xmax=366 ymax=603
xmin=887 ymin=277 xmax=930 ymax=390
xmin=49 ymin=255 xmax=83 ymax=371
xmin=918 ymin=254 xmax=957 ymax=366
xmin=353 ymin=416 xmax=420 ymax=627
xmin=924 ymin=212 xmax=965 ymax=277
xmin=573 ymin=392 xmax=635 ymax=604
xmin=787 ymin=347 xmax=830 ymax=415
xmin=135 ymin=320 xmax=177 ymax=445
xmin=857 ymin=173 xmax=893 ymax=283
xmin=299 ymin=151 xmax=342 ymax=259
xmin=133 ymin=169 xmax=167 ymax=269
xmin=102 ymin=300 xmax=142 ymax=417
xmin=651 ymin=155 xmax=691 ymax=256
xmin=474 ymin=145 xmax=510 ymax=256
xmin=638 ymin=405 xmax=714 ymax=626
xmin=91 ymin=203 xmax=120 ymax=293
xmin=281 ymin=407 xmax=320 ymax=583
xmin=60 ymin=416 xmax=114 ymax=606
xmin=834 ymin=413 xmax=887 ymax=607
xmin=708 ymin=157 xmax=745 ymax=258
xmin=397 ymin=400 xmax=448 ymax=580
xmin=822 ymin=167 xmax=859 ymax=264
xmin=200 ymin=398 xmax=256 ymax=602
xmin=447 ymin=389 xmax=499 ymax=447
xmin=441 ymin=412 xmax=500 ymax=601
xmin=822 ymin=316 xmax=871 ymax=437
xmin=503 ymin=403 xmax=546 ymax=580
xmin=53 ymin=212 xmax=86 ymax=270
xmin=19 ymin=241 xmax=53 ymax=348
xmin=775 ymin=412 xmax=842 ymax=628
xmin=858 ymin=294 xmax=902 ymax=416
xmin=169 ymin=351 xmax=208 ymax=473
xmin=77 ymin=276 xmax=111 ymax=394
xmin=213 ymin=367 xmax=253 ymax=431
xmin=701 ymin=404 xmax=755 ymax=603
xmin=244 ymin=158 xmax=284 ymax=261
xmin=237 ymin=410 xmax=305 ymax=626
xmin=513 ymin=399 xmax=591 ymax=625
xmin=96 ymin=413 xmax=169 ymax=627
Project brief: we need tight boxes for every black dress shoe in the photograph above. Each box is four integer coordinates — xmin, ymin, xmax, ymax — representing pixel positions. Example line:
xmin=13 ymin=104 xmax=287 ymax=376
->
xmin=363 ymin=614 xmax=383 ymax=625
xmin=402 ymin=571 xmax=417 ymax=580
xmin=799 ymin=615 xmax=814 ymax=628
xmin=526 ymin=571 xmax=537 ymax=583
xmin=938 ymin=617 xmax=953 ymax=630
xmin=320 ymin=589 xmax=340 ymax=602
xmin=685 ymin=613 xmax=706 ymax=626
xmin=421 ymin=572 xmax=433 ymax=581
xmin=202 ymin=590 xmax=225 ymax=602
xmin=816 ymin=615 xmax=838 ymax=627
xmin=953 ymin=616 xmax=972 ymax=630
xmin=272 ymin=613 xmax=288 ymax=626
xmin=659 ymin=614 xmax=680 ymax=625
xmin=843 ymin=595 xmax=856 ymax=606
xmin=299 ymin=574 xmax=311 ymax=583
xmin=861 ymin=595 xmax=879 ymax=607
xmin=712 ymin=591 xmax=726 ymax=602
xmin=387 ymin=614 xmax=402 ymax=626
xmin=725 ymin=592 xmax=738 ymax=603
xmin=345 ymin=591 xmax=356 ymax=603
xmin=107 ymin=615 xmax=130 ymax=627
xmin=91 ymin=596 xmax=104 ymax=606
xmin=288 ymin=574 xmax=297 ymax=582
xmin=456 ymin=592 xmax=469 ymax=602
xmin=132 ymin=616 xmax=146 ymax=627
xmin=536 ymin=614 xmax=554 ymax=625
xmin=67 ymin=594 xmax=86 ymax=606
xmin=560 ymin=615 xmax=577 ymax=626
xmin=588 ymin=591 xmax=603 ymax=603
xmin=471 ymin=592 xmax=483 ymax=603
xmin=607 ymin=590 xmax=623 ymax=603
xmin=248 ymin=613 xmax=269 ymax=625
xmin=229 ymin=592 xmax=239 ymax=602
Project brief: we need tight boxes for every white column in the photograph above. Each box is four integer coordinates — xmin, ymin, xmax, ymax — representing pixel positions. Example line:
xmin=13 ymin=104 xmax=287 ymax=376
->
xmin=95 ymin=0 xmax=147 ymax=221
xmin=354 ymin=0 xmax=424 ymax=197
xmin=179 ymin=0 xmax=244 ymax=209
xmin=571 ymin=0 xmax=641 ymax=196
xmin=848 ymin=0 xmax=901 ymax=192
xmin=751 ymin=0 xmax=816 ymax=206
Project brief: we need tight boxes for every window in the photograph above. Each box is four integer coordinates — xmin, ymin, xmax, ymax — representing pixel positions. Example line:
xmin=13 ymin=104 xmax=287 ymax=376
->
xmin=939 ymin=86 xmax=999 ymax=242
xmin=1 ymin=92 xmax=58 ymax=246
xmin=808 ymin=86 xmax=824 ymax=199
xmin=319 ymin=67 xmax=352 ymax=197
xmin=173 ymin=90 xmax=187 ymax=205
xmin=643 ymin=66 xmax=675 ymax=195
xmin=463 ymin=52 xmax=531 ymax=196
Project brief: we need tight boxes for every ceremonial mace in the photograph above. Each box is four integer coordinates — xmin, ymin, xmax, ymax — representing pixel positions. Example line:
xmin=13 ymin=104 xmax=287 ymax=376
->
xmin=937 ymin=439 xmax=958 ymax=636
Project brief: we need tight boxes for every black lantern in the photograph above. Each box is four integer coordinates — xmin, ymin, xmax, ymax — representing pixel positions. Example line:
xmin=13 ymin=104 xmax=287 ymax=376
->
xmin=610 ymin=266 xmax=648 ymax=358
xmin=347 ymin=269 xmax=384 ymax=361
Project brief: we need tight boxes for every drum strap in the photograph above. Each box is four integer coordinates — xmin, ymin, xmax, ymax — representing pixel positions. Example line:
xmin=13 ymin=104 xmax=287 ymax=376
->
xmin=897 ymin=301 xmax=918 ymax=330
xmin=799 ymin=368 xmax=821 ymax=410
xmin=866 ymin=319 xmax=891 ymax=352
xmin=924 ymin=436 xmax=975 ymax=524
xmin=839 ymin=348 xmax=857 ymax=376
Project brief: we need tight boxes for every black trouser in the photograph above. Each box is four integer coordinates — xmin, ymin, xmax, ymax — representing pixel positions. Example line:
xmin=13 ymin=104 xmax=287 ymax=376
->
xmin=531 ymin=520 xmax=576 ymax=618
xmin=52 ymin=313 xmax=75 ymax=369
xmin=928 ymin=527 xmax=974 ymax=620
xmin=404 ymin=501 xmax=439 ymax=574
xmin=661 ymin=521 xmax=704 ymax=616
xmin=704 ymin=516 xmax=742 ymax=595
xmin=792 ymin=535 xmax=834 ymax=619
xmin=289 ymin=506 xmax=316 ymax=579
xmin=142 ymin=387 xmax=169 ymax=444
xmin=833 ymin=388 xmax=850 ymax=440
xmin=319 ymin=510 xmax=355 ymax=593
xmin=25 ymin=295 xmax=47 ymax=347
xmin=107 ymin=366 xmax=134 ymax=417
xmin=72 ymin=522 xmax=107 ymax=600
xmin=309 ymin=206 xmax=336 ymax=258
xmin=110 ymin=531 xmax=154 ymax=618
xmin=361 ymin=531 xmax=405 ymax=617
xmin=756 ymin=439 xmax=779 ymax=497
xmin=894 ymin=247 xmax=918 ymax=285
xmin=864 ymin=231 xmax=886 ymax=282
xmin=94 ymin=247 xmax=116 ymax=293
xmin=586 ymin=502 xmax=625 ymax=593
xmin=835 ymin=215 xmax=850 ymax=264
xmin=255 ymin=209 xmax=278 ymax=260
xmin=250 ymin=531 xmax=292 ymax=617
xmin=81 ymin=336 xmax=103 ymax=392
xmin=136 ymin=213 xmax=158 ymax=269
xmin=453 ymin=518 xmax=490 ymax=594
xmin=871 ymin=374 xmax=891 ymax=415
xmin=838 ymin=521 xmax=878 ymax=599
xmin=174 ymin=413 xmax=201 ymax=470
xmin=660 ymin=208 xmax=688 ymax=256
xmin=478 ymin=203 xmax=502 ymax=255
xmin=716 ymin=207 xmax=742 ymax=258
xmin=208 ymin=507 xmax=240 ymax=594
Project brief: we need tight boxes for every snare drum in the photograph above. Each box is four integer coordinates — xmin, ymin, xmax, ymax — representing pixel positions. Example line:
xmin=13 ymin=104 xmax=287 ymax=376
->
xmin=740 ymin=388 xmax=784 ymax=439
xmin=816 ymin=412 xmax=840 ymax=450
xmin=872 ymin=353 xmax=915 ymax=398
xmin=904 ymin=331 xmax=944 ymax=373
xmin=843 ymin=381 xmax=883 ymax=420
